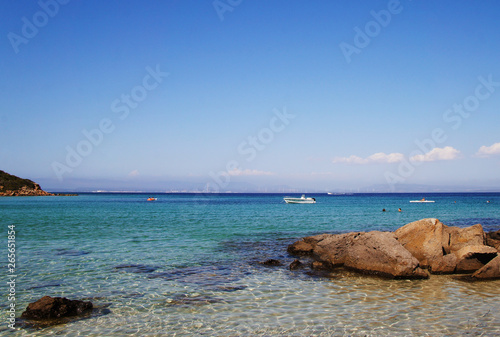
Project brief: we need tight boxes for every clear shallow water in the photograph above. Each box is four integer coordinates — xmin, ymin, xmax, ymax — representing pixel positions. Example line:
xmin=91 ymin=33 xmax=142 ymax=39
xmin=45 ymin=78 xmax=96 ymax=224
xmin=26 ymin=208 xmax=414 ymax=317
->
xmin=1 ymin=193 xmax=500 ymax=336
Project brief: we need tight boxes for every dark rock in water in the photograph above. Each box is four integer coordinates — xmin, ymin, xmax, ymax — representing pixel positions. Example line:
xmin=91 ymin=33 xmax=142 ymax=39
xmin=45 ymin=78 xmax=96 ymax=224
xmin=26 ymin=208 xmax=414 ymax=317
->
xmin=18 ymin=302 xmax=110 ymax=329
xmin=311 ymin=261 xmax=329 ymax=270
xmin=166 ymin=295 xmax=223 ymax=307
xmin=216 ymin=285 xmax=247 ymax=292
xmin=27 ymin=282 xmax=61 ymax=290
xmin=21 ymin=296 xmax=93 ymax=320
xmin=55 ymin=249 xmax=90 ymax=256
xmin=260 ymin=259 xmax=282 ymax=266
xmin=114 ymin=264 xmax=159 ymax=274
xmin=289 ymin=259 xmax=303 ymax=270
xmin=148 ymin=264 xmax=248 ymax=287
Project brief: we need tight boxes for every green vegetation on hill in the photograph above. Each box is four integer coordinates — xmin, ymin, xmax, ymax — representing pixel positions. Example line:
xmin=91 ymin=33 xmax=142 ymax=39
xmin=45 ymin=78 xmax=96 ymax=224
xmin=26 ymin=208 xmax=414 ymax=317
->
xmin=0 ymin=170 xmax=37 ymax=192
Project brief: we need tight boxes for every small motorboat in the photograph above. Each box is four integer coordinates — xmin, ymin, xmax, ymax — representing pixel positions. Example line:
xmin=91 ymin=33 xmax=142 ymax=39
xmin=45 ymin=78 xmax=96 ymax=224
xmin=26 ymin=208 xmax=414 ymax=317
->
xmin=147 ymin=197 xmax=157 ymax=201
xmin=410 ymin=198 xmax=435 ymax=203
xmin=284 ymin=195 xmax=316 ymax=204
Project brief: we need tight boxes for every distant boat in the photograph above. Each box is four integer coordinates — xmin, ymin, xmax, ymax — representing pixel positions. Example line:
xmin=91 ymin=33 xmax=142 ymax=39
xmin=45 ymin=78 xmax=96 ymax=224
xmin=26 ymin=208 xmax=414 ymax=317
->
xmin=284 ymin=195 xmax=316 ymax=204
xmin=147 ymin=197 xmax=157 ymax=201
xmin=410 ymin=198 xmax=435 ymax=203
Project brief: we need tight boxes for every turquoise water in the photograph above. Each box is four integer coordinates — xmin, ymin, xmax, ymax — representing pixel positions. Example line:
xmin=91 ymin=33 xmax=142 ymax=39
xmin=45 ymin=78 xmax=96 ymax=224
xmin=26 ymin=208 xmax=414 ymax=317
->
xmin=1 ymin=193 xmax=500 ymax=336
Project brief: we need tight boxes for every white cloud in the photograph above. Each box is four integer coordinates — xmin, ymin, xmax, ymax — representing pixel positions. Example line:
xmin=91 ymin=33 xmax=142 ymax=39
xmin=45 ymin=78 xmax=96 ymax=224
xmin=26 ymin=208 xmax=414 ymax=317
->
xmin=409 ymin=146 xmax=461 ymax=162
xmin=227 ymin=168 xmax=274 ymax=176
xmin=476 ymin=142 xmax=500 ymax=157
xmin=332 ymin=152 xmax=404 ymax=165
xmin=128 ymin=169 xmax=140 ymax=177
xmin=367 ymin=152 xmax=405 ymax=163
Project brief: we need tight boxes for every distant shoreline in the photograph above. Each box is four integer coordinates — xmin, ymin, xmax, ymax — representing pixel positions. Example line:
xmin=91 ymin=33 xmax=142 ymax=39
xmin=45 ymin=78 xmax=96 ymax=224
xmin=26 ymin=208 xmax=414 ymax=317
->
xmin=42 ymin=191 xmax=500 ymax=195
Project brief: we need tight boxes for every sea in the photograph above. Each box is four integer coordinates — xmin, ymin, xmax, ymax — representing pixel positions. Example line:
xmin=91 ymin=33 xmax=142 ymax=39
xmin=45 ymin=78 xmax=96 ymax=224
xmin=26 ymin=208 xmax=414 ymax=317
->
xmin=1 ymin=192 xmax=500 ymax=336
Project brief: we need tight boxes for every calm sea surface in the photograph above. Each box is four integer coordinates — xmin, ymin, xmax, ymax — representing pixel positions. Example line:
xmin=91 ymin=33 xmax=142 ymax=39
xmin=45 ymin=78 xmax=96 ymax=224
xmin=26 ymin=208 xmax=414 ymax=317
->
xmin=1 ymin=193 xmax=500 ymax=336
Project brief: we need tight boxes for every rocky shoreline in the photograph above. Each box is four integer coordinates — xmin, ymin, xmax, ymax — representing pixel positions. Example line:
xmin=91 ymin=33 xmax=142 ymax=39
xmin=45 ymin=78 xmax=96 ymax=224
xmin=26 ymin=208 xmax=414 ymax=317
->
xmin=0 ymin=184 xmax=55 ymax=196
xmin=287 ymin=218 xmax=500 ymax=280
xmin=0 ymin=170 xmax=77 ymax=196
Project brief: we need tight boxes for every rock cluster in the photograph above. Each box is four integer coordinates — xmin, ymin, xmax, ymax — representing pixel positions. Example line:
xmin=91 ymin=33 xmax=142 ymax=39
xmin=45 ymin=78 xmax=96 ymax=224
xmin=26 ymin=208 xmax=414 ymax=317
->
xmin=288 ymin=218 xmax=500 ymax=280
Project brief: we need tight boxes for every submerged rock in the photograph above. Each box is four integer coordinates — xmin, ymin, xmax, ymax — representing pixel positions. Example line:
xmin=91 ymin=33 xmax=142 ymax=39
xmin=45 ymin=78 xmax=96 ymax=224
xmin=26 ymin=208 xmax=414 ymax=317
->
xmin=289 ymin=259 xmax=303 ymax=270
xmin=260 ymin=259 xmax=282 ymax=266
xmin=21 ymin=296 xmax=93 ymax=320
xmin=114 ymin=264 xmax=160 ymax=274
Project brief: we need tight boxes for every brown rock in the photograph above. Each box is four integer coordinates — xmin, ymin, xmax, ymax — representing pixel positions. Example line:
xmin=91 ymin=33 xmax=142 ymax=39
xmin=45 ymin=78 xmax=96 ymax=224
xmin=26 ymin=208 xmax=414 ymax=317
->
xmin=311 ymin=261 xmax=329 ymax=270
xmin=431 ymin=254 xmax=458 ymax=274
xmin=486 ymin=237 xmax=500 ymax=252
xmin=289 ymin=259 xmax=303 ymax=270
xmin=488 ymin=230 xmax=500 ymax=240
xmin=287 ymin=240 xmax=314 ymax=256
xmin=21 ymin=296 xmax=93 ymax=320
xmin=260 ymin=259 xmax=282 ymax=266
xmin=454 ymin=245 xmax=498 ymax=273
xmin=313 ymin=233 xmax=356 ymax=268
xmin=471 ymin=256 xmax=500 ymax=280
xmin=289 ymin=231 xmax=428 ymax=279
xmin=444 ymin=224 xmax=485 ymax=254
xmin=342 ymin=231 xmax=429 ymax=279
xmin=486 ymin=231 xmax=500 ymax=252
xmin=394 ymin=218 xmax=445 ymax=269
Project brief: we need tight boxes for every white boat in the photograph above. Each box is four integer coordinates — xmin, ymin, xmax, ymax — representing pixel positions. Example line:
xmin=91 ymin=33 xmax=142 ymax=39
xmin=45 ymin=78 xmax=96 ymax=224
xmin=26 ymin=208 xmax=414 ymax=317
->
xmin=284 ymin=195 xmax=316 ymax=204
xmin=410 ymin=198 xmax=435 ymax=203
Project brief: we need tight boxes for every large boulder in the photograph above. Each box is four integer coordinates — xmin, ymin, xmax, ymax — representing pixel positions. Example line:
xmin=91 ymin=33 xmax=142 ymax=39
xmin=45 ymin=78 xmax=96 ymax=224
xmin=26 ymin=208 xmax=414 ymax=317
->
xmin=313 ymin=233 xmax=356 ymax=268
xmin=444 ymin=224 xmax=485 ymax=254
xmin=394 ymin=218 xmax=445 ymax=270
xmin=471 ymin=256 xmax=500 ymax=280
xmin=343 ymin=231 xmax=429 ymax=279
xmin=21 ymin=296 xmax=93 ymax=320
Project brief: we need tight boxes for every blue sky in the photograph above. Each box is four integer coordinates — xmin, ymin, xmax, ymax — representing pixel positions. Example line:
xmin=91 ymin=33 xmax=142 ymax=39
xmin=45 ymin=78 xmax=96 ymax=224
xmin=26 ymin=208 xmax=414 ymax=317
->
xmin=1 ymin=0 xmax=500 ymax=192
